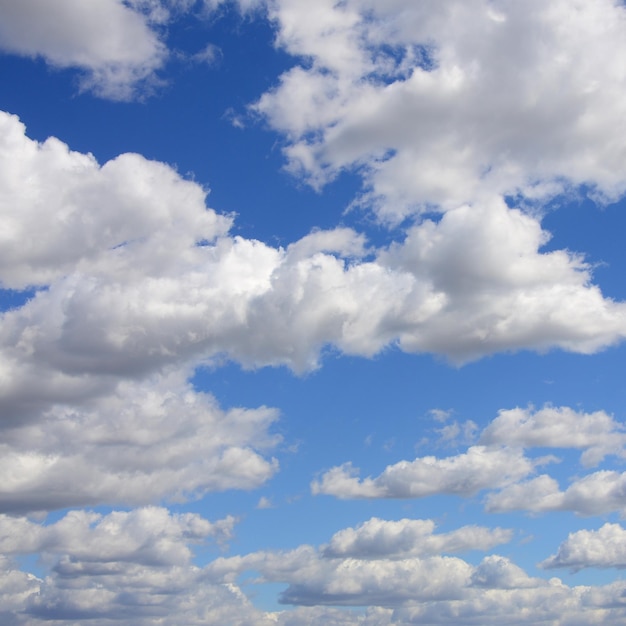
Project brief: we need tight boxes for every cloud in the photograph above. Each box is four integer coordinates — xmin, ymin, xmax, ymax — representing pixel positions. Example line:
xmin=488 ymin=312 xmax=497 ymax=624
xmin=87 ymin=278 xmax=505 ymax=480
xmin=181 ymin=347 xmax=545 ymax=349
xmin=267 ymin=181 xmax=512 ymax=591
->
xmin=486 ymin=471 xmax=626 ymax=517
xmin=2 ymin=512 xmax=626 ymax=624
xmin=311 ymin=446 xmax=537 ymax=499
xmin=479 ymin=406 xmax=626 ymax=466
xmin=0 ymin=0 xmax=169 ymax=99
xmin=2 ymin=112 xmax=626 ymax=515
xmin=0 ymin=506 xmax=236 ymax=565
xmin=541 ymin=523 xmax=626 ymax=572
xmin=206 ymin=527 xmax=626 ymax=624
xmin=257 ymin=0 xmax=626 ymax=222
xmin=0 ymin=370 xmax=279 ymax=513
xmin=322 ymin=517 xmax=512 ymax=559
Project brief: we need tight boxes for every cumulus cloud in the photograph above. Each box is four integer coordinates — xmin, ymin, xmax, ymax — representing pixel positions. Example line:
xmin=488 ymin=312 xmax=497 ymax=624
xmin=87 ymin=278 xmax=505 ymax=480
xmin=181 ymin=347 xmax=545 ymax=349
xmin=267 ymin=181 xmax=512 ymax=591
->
xmin=0 ymin=506 xmax=236 ymax=565
xmin=541 ymin=523 xmax=626 ymax=572
xmin=311 ymin=446 xmax=537 ymax=499
xmin=0 ymin=371 xmax=279 ymax=513
xmin=206 ymin=528 xmax=626 ymax=624
xmin=486 ymin=471 xmax=626 ymax=517
xmin=2 ymin=110 xmax=624 ymax=424
xmin=322 ymin=517 xmax=512 ymax=559
xmin=2 ymin=511 xmax=626 ymax=624
xmin=479 ymin=406 xmax=626 ymax=467
xmin=257 ymin=0 xmax=626 ymax=222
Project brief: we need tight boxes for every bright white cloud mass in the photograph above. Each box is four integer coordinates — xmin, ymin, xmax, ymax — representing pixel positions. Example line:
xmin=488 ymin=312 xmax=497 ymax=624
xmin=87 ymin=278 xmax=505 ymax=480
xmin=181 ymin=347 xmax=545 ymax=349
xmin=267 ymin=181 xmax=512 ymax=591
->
xmin=1 ymin=0 xmax=626 ymax=623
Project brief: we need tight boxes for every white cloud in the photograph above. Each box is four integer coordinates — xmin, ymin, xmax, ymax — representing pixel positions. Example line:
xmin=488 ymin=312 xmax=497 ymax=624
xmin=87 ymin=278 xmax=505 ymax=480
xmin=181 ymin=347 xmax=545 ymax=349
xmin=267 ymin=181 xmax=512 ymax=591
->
xmin=0 ymin=370 xmax=279 ymax=513
xmin=0 ymin=506 xmax=235 ymax=565
xmin=486 ymin=471 xmax=626 ymax=517
xmin=311 ymin=446 xmax=536 ymax=499
xmin=257 ymin=0 xmax=626 ymax=222
xmin=541 ymin=523 xmax=626 ymax=571
xmin=479 ymin=405 xmax=626 ymax=466
xmin=2 ymin=512 xmax=626 ymax=624
xmin=206 ymin=531 xmax=626 ymax=624
xmin=2 ymin=112 xmax=626 ymax=515
xmin=322 ymin=517 xmax=512 ymax=559
xmin=0 ymin=0 xmax=169 ymax=99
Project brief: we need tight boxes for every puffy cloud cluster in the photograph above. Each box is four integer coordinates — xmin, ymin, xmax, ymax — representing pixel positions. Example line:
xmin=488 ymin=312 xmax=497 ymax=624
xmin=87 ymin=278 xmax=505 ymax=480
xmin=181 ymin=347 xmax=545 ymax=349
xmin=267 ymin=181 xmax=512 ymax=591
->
xmin=0 ymin=506 xmax=282 ymax=625
xmin=258 ymin=0 xmax=626 ymax=222
xmin=314 ymin=405 xmax=626 ymax=517
xmin=1 ymin=110 xmax=626 ymax=516
xmin=205 ymin=521 xmax=626 ymax=624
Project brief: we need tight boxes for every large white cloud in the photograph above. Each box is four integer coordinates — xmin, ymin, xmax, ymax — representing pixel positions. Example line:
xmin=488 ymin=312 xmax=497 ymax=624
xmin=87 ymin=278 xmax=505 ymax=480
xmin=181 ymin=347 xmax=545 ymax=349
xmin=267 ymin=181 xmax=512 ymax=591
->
xmin=1 ymin=109 xmax=623 ymax=428
xmin=257 ymin=0 xmax=626 ymax=222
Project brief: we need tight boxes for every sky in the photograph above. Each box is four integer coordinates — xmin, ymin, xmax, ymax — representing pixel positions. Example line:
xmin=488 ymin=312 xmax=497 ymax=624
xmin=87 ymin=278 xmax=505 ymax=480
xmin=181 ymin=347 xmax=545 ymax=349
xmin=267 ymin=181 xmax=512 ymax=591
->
xmin=2 ymin=0 xmax=626 ymax=624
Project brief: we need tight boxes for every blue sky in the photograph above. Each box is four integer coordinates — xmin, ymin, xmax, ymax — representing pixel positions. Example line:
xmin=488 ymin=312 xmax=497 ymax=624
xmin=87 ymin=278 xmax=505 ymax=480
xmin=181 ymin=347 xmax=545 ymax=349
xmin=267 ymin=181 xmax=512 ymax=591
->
xmin=2 ymin=1 xmax=626 ymax=624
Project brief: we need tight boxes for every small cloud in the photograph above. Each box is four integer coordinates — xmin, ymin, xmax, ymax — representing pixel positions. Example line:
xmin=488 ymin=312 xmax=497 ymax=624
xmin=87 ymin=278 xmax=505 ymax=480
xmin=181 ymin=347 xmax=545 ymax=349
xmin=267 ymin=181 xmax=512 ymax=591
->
xmin=429 ymin=408 xmax=453 ymax=423
xmin=223 ymin=107 xmax=246 ymax=129
xmin=256 ymin=497 xmax=274 ymax=510
xmin=192 ymin=43 xmax=222 ymax=66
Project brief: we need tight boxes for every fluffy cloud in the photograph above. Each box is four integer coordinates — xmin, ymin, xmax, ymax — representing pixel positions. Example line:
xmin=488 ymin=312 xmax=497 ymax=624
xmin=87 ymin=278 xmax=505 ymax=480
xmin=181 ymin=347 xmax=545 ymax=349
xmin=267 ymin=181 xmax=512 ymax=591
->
xmin=323 ymin=518 xmax=512 ymax=559
xmin=2 ymin=511 xmax=626 ymax=624
xmin=2 ymin=110 xmax=624 ymax=419
xmin=0 ymin=371 xmax=279 ymax=513
xmin=311 ymin=446 xmax=537 ymax=499
xmin=486 ymin=471 xmax=626 ymax=516
xmin=0 ymin=0 xmax=168 ymax=99
xmin=541 ymin=523 xmax=626 ymax=571
xmin=0 ymin=506 xmax=235 ymax=565
xmin=479 ymin=406 xmax=626 ymax=466
xmin=207 ymin=530 xmax=626 ymax=624
xmin=258 ymin=0 xmax=626 ymax=222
